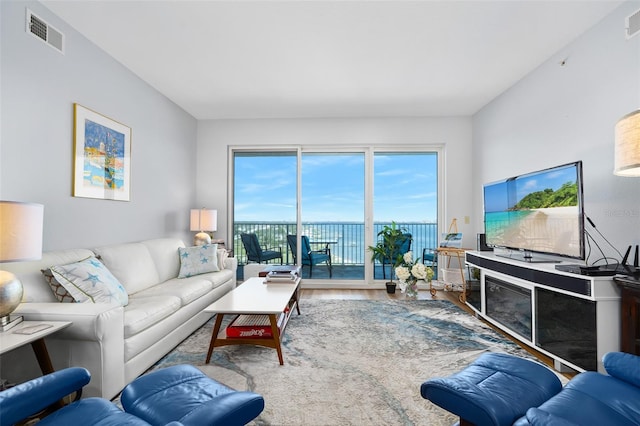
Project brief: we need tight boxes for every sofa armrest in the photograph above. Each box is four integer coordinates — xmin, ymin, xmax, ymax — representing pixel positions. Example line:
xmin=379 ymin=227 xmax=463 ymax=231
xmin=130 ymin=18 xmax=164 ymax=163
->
xmin=223 ymin=256 xmax=237 ymax=272
xmin=603 ymin=352 xmax=640 ymax=388
xmin=14 ymin=303 xmax=124 ymax=341
xmin=9 ymin=303 xmax=125 ymax=399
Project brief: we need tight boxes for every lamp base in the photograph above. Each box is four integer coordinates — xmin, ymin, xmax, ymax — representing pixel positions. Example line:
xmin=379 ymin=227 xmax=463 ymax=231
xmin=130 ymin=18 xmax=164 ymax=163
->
xmin=0 ymin=315 xmax=23 ymax=332
xmin=194 ymin=232 xmax=212 ymax=246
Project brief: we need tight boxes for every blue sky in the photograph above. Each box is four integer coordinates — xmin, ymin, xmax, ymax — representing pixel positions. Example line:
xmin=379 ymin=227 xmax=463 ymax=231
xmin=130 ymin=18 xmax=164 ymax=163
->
xmin=484 ymin=163 xmax=579 ymax=212
xmin=234 ymin=152 xmax=437 ymax=222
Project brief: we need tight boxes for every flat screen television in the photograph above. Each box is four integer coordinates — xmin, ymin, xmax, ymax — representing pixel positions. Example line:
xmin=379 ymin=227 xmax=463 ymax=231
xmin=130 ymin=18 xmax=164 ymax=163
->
xmin=483 ymin=161 xmax=585 ymax=262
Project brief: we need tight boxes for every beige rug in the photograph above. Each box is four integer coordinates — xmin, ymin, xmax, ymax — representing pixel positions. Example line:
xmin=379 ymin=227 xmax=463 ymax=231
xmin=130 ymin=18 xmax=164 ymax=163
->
xmin=151 ymin=299 xmax=539 ymax=426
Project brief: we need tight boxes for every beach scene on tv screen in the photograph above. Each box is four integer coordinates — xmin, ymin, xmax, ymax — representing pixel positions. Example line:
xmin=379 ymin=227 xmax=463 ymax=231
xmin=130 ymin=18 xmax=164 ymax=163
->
xmin=484 ymin=165 xmax=581 ymax=257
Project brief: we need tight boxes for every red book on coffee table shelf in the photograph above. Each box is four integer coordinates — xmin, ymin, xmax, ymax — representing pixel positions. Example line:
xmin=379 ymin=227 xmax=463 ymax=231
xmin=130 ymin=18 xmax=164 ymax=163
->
xmin=226 ymin=313 xmax=286 ymax=338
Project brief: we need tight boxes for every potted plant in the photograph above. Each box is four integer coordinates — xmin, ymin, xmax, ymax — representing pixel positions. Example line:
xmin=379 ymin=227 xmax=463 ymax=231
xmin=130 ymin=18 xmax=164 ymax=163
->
xmin=368 ymin=222 xmax=408 ymax=294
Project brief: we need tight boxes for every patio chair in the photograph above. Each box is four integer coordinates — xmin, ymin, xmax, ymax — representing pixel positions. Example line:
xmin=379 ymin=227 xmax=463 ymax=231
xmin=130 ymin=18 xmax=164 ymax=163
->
xmin=377 ymin=232 xmax=412 ymax=279
xmin=287 ymin=235 xmax=332 ymax=278
xmin=422 ymin=247 xmax=438 ymax=279
xmin=240 ymin=233 xmax=282 ymax=264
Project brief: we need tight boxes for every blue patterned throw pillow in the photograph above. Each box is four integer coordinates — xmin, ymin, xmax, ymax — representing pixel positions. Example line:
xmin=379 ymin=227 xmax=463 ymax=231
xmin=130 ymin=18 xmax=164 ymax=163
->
xmin=178 ymin=244 xmax=219 ymax=278
xmin=50 ymin=257 xmax=128 ymax=306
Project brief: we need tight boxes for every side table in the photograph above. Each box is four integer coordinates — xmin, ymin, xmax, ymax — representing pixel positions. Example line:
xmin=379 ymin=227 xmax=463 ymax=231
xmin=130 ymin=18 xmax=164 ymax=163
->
xmin=0 ymin=321 xmax=72 ymax=376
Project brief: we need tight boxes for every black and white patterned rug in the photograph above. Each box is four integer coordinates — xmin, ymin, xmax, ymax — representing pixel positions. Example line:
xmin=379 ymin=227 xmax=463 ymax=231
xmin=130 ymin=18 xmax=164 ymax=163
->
xmin=151 ymin=299 xmax=539 ymax=426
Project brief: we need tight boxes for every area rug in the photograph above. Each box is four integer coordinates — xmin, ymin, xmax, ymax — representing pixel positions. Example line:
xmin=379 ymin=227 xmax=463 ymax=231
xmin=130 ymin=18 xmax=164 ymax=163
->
xmin=151 ymin=299 xmax=538 ymax=425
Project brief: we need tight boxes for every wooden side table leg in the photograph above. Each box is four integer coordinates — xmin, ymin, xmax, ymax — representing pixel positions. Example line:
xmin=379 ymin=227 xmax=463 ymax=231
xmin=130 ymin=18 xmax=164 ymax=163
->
xmin=31 ymin=338 xmax=65 ymax=409
xmin=31 ymin=338 xmax=54 ymax=375
xmin=269 ymin=314 xmax=284 ymax=365
xmin=206 ymin=314 xmax=225 ymax=364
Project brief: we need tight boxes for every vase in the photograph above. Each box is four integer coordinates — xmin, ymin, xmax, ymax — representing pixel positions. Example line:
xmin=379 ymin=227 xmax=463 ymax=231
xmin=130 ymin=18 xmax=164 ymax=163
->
xmin=405 ymin=279 xmax=418 ymax=299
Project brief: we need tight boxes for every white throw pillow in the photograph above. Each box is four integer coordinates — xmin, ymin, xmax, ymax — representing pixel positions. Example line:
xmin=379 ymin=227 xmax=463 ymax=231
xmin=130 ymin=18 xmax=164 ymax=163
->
xmin=178 ymin=244 xmax=219 ymax=278
xmin=50 ymin=257 xmax=129 ymax=306
xmin=217 ymin=248 xmax=229 ymax=271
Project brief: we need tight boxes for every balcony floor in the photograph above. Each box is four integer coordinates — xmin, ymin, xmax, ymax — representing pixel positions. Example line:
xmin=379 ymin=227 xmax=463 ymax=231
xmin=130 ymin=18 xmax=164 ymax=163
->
xmin=239 ymin=264 xmax=438 ymax=281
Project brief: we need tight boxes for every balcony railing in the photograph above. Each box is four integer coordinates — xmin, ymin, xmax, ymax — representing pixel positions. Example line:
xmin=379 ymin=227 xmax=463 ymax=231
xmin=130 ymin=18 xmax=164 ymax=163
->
xmin=233 ymin=221 xmax=438 ymax=267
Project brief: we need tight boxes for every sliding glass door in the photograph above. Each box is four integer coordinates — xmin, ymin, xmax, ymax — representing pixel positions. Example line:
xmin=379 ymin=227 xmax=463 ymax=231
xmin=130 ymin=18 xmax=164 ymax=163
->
xmin=232 ymin=148 xmax=439 ymax=284
xmin=300 ymin=153 xmax=365 ymax=280
xmin=373 ymin=152 xmax=439 ymax=279
xmin=233 ymin=152 xmax=297 ymax=269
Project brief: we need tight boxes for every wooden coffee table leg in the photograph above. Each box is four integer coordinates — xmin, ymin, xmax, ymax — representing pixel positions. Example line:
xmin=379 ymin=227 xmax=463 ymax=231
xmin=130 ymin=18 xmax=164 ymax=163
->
xmin=268 ymin=314 xmax=284 ymax=365
xmin=206 ymin=314 xmax=225 ymax=364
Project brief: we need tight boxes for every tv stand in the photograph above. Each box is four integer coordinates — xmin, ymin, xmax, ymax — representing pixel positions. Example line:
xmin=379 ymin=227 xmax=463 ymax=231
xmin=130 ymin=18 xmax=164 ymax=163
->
xmin=466 ymin=251 xmax=620 ymax=373
xmin=494 ymin=249 xmax=562 ymax=264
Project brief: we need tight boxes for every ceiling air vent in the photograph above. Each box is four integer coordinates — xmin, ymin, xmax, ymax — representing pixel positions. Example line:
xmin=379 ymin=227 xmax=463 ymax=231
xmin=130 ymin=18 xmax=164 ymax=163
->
xmin=627 ymin=8 xmax=640 ymax=40
xmin=25 ymin=9 xmax=64 ymax=54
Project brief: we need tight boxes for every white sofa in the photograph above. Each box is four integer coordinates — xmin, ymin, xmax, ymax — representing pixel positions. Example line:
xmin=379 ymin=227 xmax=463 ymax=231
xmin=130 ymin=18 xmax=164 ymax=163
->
xmin=0 ymin=238 xmax=237 ymax=399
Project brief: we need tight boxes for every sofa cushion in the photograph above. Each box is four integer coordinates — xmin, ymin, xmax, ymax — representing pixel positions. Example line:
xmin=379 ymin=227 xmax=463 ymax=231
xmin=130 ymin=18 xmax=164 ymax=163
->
xmin=50 ymin=257 xmax=128 ymax=306
xmin=4 ymin=248 xmax=95 ymax=303
xmin=124 ymin=296 xmax=181 ymax=338
xmin=198 ymin=269 xmax=235 ymax=288
xmin=141 ymin=238 xmax=184 ymax=283
xmin=131 ymin=278 xmax=213 ymax=306
xmin=177 ymin=244 xmax=219 ymax=278
xmin=41 ymin=268 xmax=75 ymax=303
xmin=94 ymin=243 xmax=160 ymax=295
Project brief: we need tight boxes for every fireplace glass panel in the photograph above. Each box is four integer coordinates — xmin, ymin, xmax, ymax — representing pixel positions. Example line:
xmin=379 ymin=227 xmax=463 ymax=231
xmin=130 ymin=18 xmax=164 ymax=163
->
xmin=535 ymin=287 xmax=597 ymax=371
xmin=485 ymin=276 xmax=532 ymax=340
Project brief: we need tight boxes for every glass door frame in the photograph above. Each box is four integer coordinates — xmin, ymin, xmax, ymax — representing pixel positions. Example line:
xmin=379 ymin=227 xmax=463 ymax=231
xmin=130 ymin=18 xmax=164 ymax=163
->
xmin=228 ymin=144 xmax=445 ymax=287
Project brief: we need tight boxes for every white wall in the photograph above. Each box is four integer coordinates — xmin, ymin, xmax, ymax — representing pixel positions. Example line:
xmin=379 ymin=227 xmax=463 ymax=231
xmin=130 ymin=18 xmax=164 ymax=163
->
xmin=473 ymin=1 xmax=640 ymax=261
xmin=1 ymin=1 xmax=198 ymax=250
xmin=197 ymin=116 xmax=474 ymax=247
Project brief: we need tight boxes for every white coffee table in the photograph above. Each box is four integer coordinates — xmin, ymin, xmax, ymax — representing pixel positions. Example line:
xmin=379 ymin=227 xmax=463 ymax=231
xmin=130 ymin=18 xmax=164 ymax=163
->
xmin=204 ymin=276 xmax=301 ymax=365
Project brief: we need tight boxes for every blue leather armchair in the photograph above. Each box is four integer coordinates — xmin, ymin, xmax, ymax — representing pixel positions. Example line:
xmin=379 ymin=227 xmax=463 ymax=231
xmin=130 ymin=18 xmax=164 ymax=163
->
xmin=0 ymin=364 xmax=264 ymax=426
xmin=421 ymin=351 xmax=640 ymax=426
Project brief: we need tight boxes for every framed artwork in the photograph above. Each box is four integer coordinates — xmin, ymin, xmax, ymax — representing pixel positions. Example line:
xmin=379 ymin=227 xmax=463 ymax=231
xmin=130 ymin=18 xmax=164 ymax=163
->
xmin=440 ymin=232 xmax=463 ymax=248
xmin=73 ymin=104 xmax=131 ymax=201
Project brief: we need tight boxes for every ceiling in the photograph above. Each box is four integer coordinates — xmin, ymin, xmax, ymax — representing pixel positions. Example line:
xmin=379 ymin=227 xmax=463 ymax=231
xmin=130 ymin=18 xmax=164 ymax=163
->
xmin=42 ymin=0 xmax=623 ymax=120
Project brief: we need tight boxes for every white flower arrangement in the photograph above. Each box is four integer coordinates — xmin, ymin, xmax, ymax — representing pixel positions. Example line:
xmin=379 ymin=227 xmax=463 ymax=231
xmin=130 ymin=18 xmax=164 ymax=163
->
xmin=394 ymin=251 xmax=434 ymax=294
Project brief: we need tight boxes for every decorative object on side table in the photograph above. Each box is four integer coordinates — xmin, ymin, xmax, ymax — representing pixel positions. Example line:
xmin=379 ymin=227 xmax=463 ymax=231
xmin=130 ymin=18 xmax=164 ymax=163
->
xmin=190 ymin=208 xmax=217 ymax=246
xmin=0 ymin=201 xmax=44 ymax=331
xmin=395 ymin=251 xmax=434 ymax=299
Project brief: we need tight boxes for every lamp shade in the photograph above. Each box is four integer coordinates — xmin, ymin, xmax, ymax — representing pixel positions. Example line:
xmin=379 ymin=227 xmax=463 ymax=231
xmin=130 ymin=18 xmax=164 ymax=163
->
xmin=614 ymin=109 xmax=640 ymax=177
xmin=0 ymin=201 xmax=44 ymax=262
xmin=190 ymin=209 xmax=217 ymax=232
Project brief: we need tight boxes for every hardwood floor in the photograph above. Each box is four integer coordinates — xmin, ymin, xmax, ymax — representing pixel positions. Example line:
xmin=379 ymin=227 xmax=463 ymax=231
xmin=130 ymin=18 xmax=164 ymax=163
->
xmin=302 ymin=287 xmax=569 ymax=377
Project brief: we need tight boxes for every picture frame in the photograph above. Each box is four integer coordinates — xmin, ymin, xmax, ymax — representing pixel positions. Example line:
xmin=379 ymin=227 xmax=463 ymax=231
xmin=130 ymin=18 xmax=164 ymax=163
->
xmin=73 ymin=104 xmax=131 ymax=201
xmin=440 ymin=232 xmax=463 ymax=248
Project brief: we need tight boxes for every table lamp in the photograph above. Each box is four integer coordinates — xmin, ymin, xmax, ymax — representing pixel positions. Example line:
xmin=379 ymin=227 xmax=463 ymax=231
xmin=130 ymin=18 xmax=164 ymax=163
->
xmin=614 ymin=109 xmax=640 ymax=176
xmin=0 ymin=201 xmax=44 ymax=331
xmin=190 ymin=208 xmax=217 ymax=246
